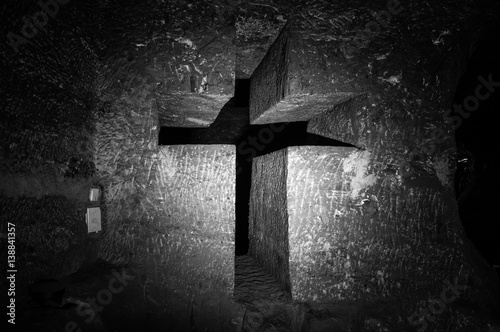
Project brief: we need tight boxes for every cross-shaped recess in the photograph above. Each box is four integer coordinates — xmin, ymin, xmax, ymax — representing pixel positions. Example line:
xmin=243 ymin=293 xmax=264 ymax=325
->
xmin=159 ymin=79 xmax=353 ymax=256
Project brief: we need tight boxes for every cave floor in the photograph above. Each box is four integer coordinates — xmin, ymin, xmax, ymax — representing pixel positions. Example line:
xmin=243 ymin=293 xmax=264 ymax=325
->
xmin=14 ymin=256 xmax=500 ymax=331
xmin=234 ymin=255 xmax=292 ymax=305
xmin=12 ymin=256 xmax=373 ymax=331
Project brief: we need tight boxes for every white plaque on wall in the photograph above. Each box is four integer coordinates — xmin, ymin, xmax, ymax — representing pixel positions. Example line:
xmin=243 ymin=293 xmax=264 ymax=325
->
xmin=86 ymin=207 xmax=102 ymax=233
xmin=89 ymin=188 xmax=101 ymax=202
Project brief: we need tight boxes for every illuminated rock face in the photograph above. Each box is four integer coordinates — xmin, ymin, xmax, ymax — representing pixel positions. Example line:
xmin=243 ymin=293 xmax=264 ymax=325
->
xmin=3 ymin=0 xmax=500 ymax=330
xmin=248 ymin=145 xmax=495 ymax=305
xmin=250 ymin=146 xmax=370 ymax=301
xmin=244 ymin=5 xmax=500 ymax=310
xmin=154 ymin=145 xmax=235 ymax=294
xmin=249 ymin=22 xmax=361 ymax=125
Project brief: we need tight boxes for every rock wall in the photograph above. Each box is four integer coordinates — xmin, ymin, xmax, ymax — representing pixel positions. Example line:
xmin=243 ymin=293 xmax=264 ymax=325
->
xmin=0 ymin=0 xmax=100 ymax=301
xmin=249 ymin=147 xmax=290 ymax=292
xmin=1 ymin=0 xmax=99 ymax=174
xmin=286 ymin=146 xmax=361 ymax=302
xmin=96 ymin=0 xmax=236 ymax=128
xmin=249 ymin=144 xmax=500 ymax=313
xmin=244 ymin=0 xmax=500 ymax=323
xmin=93 ymin=88 xmax=235 ymax=295
xmin=91 ymin=0 xmax=237 ymax=294
xmin=249 ymin=21 xmax=361 ymax=124
xmin=2 ymin=0 xmax=500 ymax=330
xmin=92 ymin=96 xmax=159 ymax=266
xmin=153 ymin=145 xmax=235 ymax=293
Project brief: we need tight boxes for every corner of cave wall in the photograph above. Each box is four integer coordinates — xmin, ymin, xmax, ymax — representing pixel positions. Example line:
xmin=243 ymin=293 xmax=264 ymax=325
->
xmin=249 ymin=147 xmax=290 ymax=292
xmin=92 ymin=94 xmax=160 ymax=266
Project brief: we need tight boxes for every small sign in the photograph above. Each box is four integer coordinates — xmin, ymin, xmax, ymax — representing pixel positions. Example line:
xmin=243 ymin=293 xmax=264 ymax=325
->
xmin=89 ymin=188 xmax=101 ymax=202
xmin=86 ymin=207 xmax=101 ymax=233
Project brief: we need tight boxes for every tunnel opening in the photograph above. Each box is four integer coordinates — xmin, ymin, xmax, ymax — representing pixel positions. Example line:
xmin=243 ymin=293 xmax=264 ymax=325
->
xmin=158 ymin=79 xmax=357 ymax=257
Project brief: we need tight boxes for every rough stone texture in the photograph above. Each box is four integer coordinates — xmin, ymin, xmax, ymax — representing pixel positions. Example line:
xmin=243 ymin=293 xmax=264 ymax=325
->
xmin=2 ymin=0 xmax=500 ymax=330
xmin=306 ymin=93 xmax=457 ymax=159
xmin=249 ymin=21 xmax=364 ymax=124
xmin=249 ymin=148 xmax=290 ymax=292
xmin=92 ymin=96 xmax=159 ymax=266
xmin=286 ymin=146 xmax=363 ymax=302
xmin=235 ymin=10 xmax=286 ymax=79
xmin=90 ymin=23 xmax=238 ymax=326
xmin=0 ymin=0 xmax=100 ymax=304
xmin=0 ymin=0 xmax=98 ymax=174
xmin=155 ymin=93 xmax=231 ymax=128
xmin=152 ymin=145 xmax=235 ymax=293
xmin=93 ymin=94 xmax=235 ymax=297
xmin=244 ymin=2 xmax=500 ymax=327
xmin=307 ymin=96 xmax=367 ymax=148
xmin=250 ymin=145 xmax=500 ymax=311
xmin=153 ymin=26 xmax=236 ymax=127
xmin=97 ymin=0 xmax=236 ymax=128
xmin=93 ymin=95 xmax=235 ymax=294
xmin=0 ymin=193 xmax=88 ymax=275
xmin=88 ymin=0 xmax=238 ymax=320
xmin=250 ymin=146 xmax=358 ymax=301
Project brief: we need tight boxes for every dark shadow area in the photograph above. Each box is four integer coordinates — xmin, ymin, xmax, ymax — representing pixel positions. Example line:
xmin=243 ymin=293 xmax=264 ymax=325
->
xmin=158 ymin=79 xmax=252 ymax=145
xmin=235 ymin=153 xmax=251 ymax=255
xmin=235 ymin=79 xmax=250 ymax=107
xmin=157 ymin=100 xmax=248 ymax=145
xmin=246 ymin=122 xmax=355 ymax=159
xmin=453 ymin=21 xmax=500 ymax=266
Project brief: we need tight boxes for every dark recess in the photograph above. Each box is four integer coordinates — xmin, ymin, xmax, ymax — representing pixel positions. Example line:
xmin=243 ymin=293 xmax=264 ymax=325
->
xmin=453 ymin=22 xmax=500 ymax=266
xmin=235 ymin=79 xmax=250 ymax=107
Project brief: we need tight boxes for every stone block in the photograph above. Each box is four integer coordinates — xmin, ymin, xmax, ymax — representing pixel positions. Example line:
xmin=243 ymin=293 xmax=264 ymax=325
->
xmin=249 ymin=22 xmax=362 ymax=124
xmin=249 ymin=145 xmax=496 ymax=306
xmin=307 ymin=96 xmax=367 ymax=148
xmin=154 ymin=145 xmax=235 ymax=293
xmin=249 ymin=146 xmax=374 ymax=302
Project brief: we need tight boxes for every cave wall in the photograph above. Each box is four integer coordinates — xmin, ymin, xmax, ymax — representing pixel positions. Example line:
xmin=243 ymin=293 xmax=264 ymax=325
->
xmin=93 ymin=76 xmax=235 ymax=291
xmin=245 ymin=0 xmax=500 ymax=327
xmin=283 ymin=146 xmax=475 ymax=304
xmin=0 ymin=0 xmax=239 ymax=307
xmin=0 ymin=0 xmax=101 ymax=301
xmin=93 ymin=50 xmax=235 ymax=300
xmin=2 ymin=0 xmax=500 ymax=330
xmin=96 ymin=0 xmax=236 ymax=128
xmin=92 ymin=95 xmax=159 ymax=266
xmin=249 ymin=147 xmax=289 ymax=292
xmin=249 ymin=141 xmax=499 ymax=319
xmin=286 ymin=146 xmax=365 ymax=302
xmin=152 ymin=145 xmax=235 ymax=294
xmin=249 ymin=22 xmax=361 ymax=124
